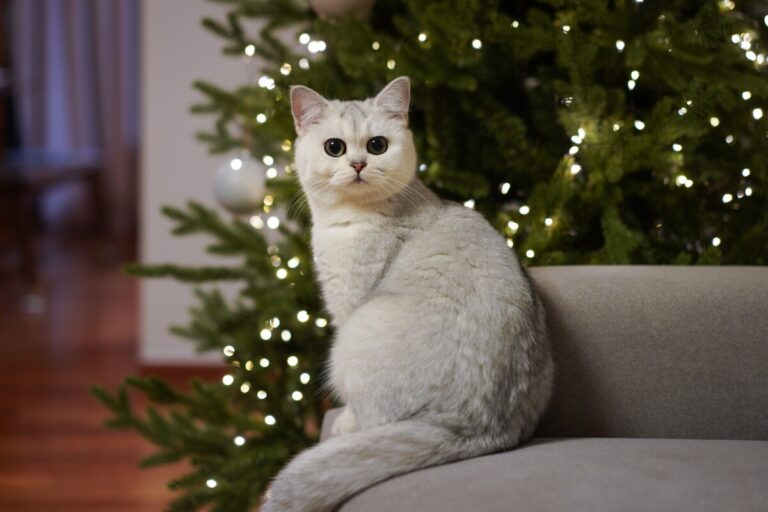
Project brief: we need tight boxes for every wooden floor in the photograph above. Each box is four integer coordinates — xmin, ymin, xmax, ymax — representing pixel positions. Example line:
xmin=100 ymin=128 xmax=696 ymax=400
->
xmin=0 ymin=237 xmax=189 ymax=511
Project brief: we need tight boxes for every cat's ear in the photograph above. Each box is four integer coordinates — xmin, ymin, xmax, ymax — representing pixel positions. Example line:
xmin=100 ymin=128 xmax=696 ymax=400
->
xmin=374 ymin=76 xmax=410 ymax=122
xmin=290 ymin=85 xmax=329 ymax=135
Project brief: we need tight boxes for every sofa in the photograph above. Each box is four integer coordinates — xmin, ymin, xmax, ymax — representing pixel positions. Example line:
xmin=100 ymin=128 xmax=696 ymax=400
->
xmin=319 ymin=266 xmax=768 ymax=511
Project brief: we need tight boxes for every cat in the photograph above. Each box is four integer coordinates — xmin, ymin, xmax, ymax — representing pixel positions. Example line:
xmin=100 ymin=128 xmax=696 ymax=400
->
xmin=261 ymin=77 xmax=554 ymax=512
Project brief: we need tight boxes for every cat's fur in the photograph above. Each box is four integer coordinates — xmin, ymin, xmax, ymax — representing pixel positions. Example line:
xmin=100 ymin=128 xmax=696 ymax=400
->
xmin=261 ymin=77 xmax=553 ymax=512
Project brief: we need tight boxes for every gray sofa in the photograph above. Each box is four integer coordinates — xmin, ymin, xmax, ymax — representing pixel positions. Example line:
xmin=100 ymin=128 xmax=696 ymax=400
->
xmin=319 ymin=266 xmax=768 ymax=511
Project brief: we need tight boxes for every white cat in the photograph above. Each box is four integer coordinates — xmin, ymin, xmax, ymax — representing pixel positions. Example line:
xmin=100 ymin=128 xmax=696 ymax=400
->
xmin=261 ymin=77 xmax=553 ymax=512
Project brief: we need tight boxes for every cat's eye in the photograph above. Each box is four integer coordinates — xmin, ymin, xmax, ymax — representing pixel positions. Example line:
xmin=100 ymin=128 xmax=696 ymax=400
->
xmin=366 ymin=136 xmax=388 ymax=155
xmin=324 ymin=138 xmax=346 ymax=157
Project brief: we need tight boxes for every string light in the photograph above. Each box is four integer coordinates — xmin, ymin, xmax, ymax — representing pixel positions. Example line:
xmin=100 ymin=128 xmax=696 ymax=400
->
xmin=562 ymin=25 xmax=571 ymax=34
xmin=742 ymin=168 xmax=751 ymax=177
xmin=287 ymin=257 xmax=300 ymax=268
xmin=256 ymin=113 xmax=267 ymax=124
xmin=569 ymin=145 xmax=579 ymax=155
xmin=419 ymin=163 xmax=428 ymax=172
xmin=506 ymin=239 xmax=514 ymax=248
xmin=260 ymin=329 xmax=272 ymax=340
xmin=418 ymin=33 xmax=427 ymax=42
xmin=627 ymin=80 xmax=636 ymax=90
xmin=725 ymin=135 xmax=734 ymax=144
xmin=372 ymin=41 xmax=380 ymax=50
xmin=223 ymin=345 xmax=235 ymax=357
xmin=257 ymin=390 xmax=267 ymax=399
xmin=471 ymin=39 xmax=482 ymax=49
xmin=722 ymin=193 xmax=733 ymax=203
xmin=315 ymin=318 xmax=328 ymax=327
xmin=525 ymin=249 xmax=535 ymax=258
xmin=276 ymin=268 xmax=288 ymax=279
xmin=710 ymin=117 xmax=720 ymax=127
xmin=742 ymin=91 xmax=752 ymax=100
xmin=244 ymin=45 xmax=255 ymax=57
xmin=264 ymin=415 xmax=276 ymax=425
xmin=463 ymin=199 xmax=475 ymax=209
xmin=745 ymin=187 xmax=753 ymax=196
xmin=612 ymin=123 xmax=621 ymax=131
xmin=280 ymin=63 xmax=292 ymax=76
xmin=672 ymin=143 xmax=682 ymax=152
xmin=297 ymin=310 xmax=309 ymax=322
xmin=222 ymin=374 xmax=234 ymax=386
xmin=307 ymin=40 xmax=326 ymax=53
xmin=616 ymin=40 xmax=625 ymax=52
xmin=240 ymin=382 xmax=251 ymax=393
xmin=387 ymin=59 xmax=396 ymax=69
xmin=245 ymin=360 xmax=254 ymax=371
xmin=298 ymin=33 xmax=310 ymax=44
xmin=634 ymin=120 xmax=645 ymax=130
xmin=678 ymin=107 xmax=687 ymax=116
xmin=544 ymin=217 xmax=553 ymax=226
xmin=267 ymin=216 xmax=280 ymax=229
xmin=753 ymin=108 xmax=764 ymax=120
xmin=234 ymin=436 xmax=246 ymax=446
xmin=230 ymin=158 xmax=242 ymax=171
xmin=299 ymin=58 xmax=310 ymax=69
xmin=287 ymin=356 xmax=299 ymax=367
xmin=281 ymin=330 xmax=292 ymax=341
xmin=259 ymin=358 xmax=270 ymax=368
xmin=570 ymin=163 xmax=582 ymax=175
xmin=500 ymin=182 xmax=511 ymax=194
xmin=300 ymin=373 xmax=311 ymax=384
xmin=712 ymin=237 xmax=722 ymax=247
xmin=206 ymin=479 xmax=218 ymax=489
xmin=630 ymin=70 xmax=640 ymax=80
xmin=512 ymin=20 xmax=520 ymax=28
xmin=519 ymin=205 xmax=530 ymax=215
xmin=257 ymin=75 xmax=275 ymax=89
xmin=507 ymin=220 xmax=519 ymax=231
xmin=292 ymin=391 xmax=303 ymax=401
xmin=266 ymin=167 xmax=278 ymax=179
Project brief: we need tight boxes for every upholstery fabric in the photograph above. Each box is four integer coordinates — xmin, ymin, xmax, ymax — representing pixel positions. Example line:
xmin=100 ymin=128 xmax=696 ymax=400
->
xmin=530 ymin=266 xmax=768 ymax=439
xmin=338 ymin=438 xmax=768 ymax=512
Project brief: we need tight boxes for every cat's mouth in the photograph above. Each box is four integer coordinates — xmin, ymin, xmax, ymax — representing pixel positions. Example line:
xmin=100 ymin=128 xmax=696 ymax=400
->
xmin=350 ymin=175 xmax=368 ymax=185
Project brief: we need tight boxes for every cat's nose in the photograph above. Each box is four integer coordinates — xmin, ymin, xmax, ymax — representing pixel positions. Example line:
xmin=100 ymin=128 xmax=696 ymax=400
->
xmin=350 ymin=161 xmax=367 ymax=173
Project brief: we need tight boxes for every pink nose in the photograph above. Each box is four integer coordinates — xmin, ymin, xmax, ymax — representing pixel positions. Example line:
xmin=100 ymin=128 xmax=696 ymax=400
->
xmin=351 ymin=161 xmax=367 ymax=173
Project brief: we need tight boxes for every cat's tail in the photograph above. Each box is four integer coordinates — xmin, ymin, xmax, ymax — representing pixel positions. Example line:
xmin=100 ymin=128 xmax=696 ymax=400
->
xmin=262 ymin=417 xmax=498 ymax=512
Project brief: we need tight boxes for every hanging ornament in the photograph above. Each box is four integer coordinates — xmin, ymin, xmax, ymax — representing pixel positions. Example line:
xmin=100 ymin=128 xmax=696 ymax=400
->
xmin=309 ymin=0 xmax=375 ymax=19
xmin=214 ymin=153 xmax=266 ymax=214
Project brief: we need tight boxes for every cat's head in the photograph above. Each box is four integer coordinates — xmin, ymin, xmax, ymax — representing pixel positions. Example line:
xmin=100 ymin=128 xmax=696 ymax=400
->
xmin=290 ymin=77 xmax=416 ymax=208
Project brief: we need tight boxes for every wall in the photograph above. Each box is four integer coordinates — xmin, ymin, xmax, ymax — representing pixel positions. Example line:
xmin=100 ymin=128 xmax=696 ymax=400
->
xmin=140 ymin=0 xmax=248 ymax=364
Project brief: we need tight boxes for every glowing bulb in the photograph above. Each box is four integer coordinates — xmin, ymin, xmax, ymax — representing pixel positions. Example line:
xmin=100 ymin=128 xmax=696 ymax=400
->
xmin=630 ymin=70 xmax=640 ymax=80
xmin=256 ymin=113 xmax=267 ymax=124
xmin=267 ymin=216 xmax=280 ymax=230
xmin=386 ymin=59 xmax=396 ymax=70
xmin=299 ymin=58 xmax=310 ymax=69
xmin=240 ymin=382 xmax=251 ymax=393
xmin=634 ymin=120 xmax=645 ymax=130
xmin=206 ymin=479 xmax=217 ymax=489
xmin=244 ymin=45 xmax=255 ymax=57
xmin=627 ymin=80 xmax=636 ymax=90
xmin=234 ymin=436 xmax=246 ymax=446
xmin=752 ymin=108 xmax=764 ymax=120
xmin=297 ymin=310 xmax=309 ymax=323
xmin=712 ymin=237 xmax=721 ymax=247
xmin=512 ymin=20 xmax=520 ymax=28
xmin=616 ymin=40 xmax=625 ymax=51
xmin=745 ymin=187 xmax=753 ymax=196
xmin=569 ymin=145 xmax=579 ymax=155
xmin=264 ymin=415 xmax=276 ymax=425
xmin=678 ymin=107 xmax=687 ymax=116
xmin=685 ymin=179 xmax=693 ymax=188
xmin=722 ymin=193 xmax=733 ymax=203
xmin=672 ymin=143 xmax=682 ymax=152
xmin=245 ymin=360 xmax=254 ymax=371
xmin=418 ymin=33 xmax=427 ymax=42
xmin=419 ymin=163 xmax=428 ymax=172
xmin=287 ymin=257 xmax=300 ymax=268
xmin=298 ymin=33 xmax=310 ymax=44
xmin=262 ymin=155 xmax=274 ymax=166
xmin=500 ymin=182 xmax=511 ymax=194
xmin=544 ymin=217 xmax=553 ymax=226
xmin=562 ymin=25 xmax=571 ymax=33
xmin=230 ymin=158 xmax=242 ymax=171
xmin=223 ymin=345 xmax=235 ymax=357
xmin=507 ymin=220 xmax=519 ymax=231
xmin=471 ymin=39 xmax=482 ymax=49
xmin=292 ymin=391 xmax=303 ymax=401
xmin=257 ymin=390 xmax=267 ymax=399
xmin=281 ymin=329 xmax=292 ymax=341
xmin=280 ymin=63 xmax=292 ymax=76
xmin=260 ymin=329 xmax=272 ymax=341
xmin=742 ymin=168 xmax=750 ymax=177
xmin=287 ymin=356 xmax=299 ymax=367
xmin=519 ymin=205 xmax=530 ymax=215
xmin=507 ymin=239 xmax=514 ymax=248
xmin=570 ymin=163 xmax=582 ymax=175
xmin=725 ymin=135 xmax=734 ymax=144
xmin=300 ymin=373 xmax=311 ymax=384
xmin=222 ymin=374 xmax=234 ymax=386
xmin=372 ymin=41 xmax=380 ymax=50
xmin=675 ymin=175 xmax=688 ymax=187
xmin=259 ymin=358 xmax=270 ymax=368
xmin=463 ymin=199 xmax=475 ymax=209
xmin=742 ymin=91 xmax=752 ymax=100
xmin=315 ymin=318 xmax=328 ymax=328
xmin=578 ymin=128 xmax=586 ymax=139
xmin=709 ymin=117 xmax=720 ymax=127
xmin=612 ymin=123 xmax=621 ymax=131
xmin=525 ymin=249 xmax=535 ymax=258
xmin=276 ymin=268 xmax=288 ymax=280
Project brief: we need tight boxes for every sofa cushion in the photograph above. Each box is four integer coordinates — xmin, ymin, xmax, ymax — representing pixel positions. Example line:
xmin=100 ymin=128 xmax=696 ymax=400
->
xmin=339 ymin=437 xmax=768 ymax=512
xmin=530 ymin=266 xmax=768 ymax=440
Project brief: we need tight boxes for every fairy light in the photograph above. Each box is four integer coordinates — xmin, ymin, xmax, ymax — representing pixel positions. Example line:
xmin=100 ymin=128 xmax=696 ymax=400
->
xmin=745 ymin=186 xmax=753 ymax=196
xmin=742 ymin=168 xmax=751 ymax=177
xmin=259 ymin=358 xmax=270 ymax=368
xmin=710 ymin=117 xmax=720 ymax=127
xmin=630 ymin=70 xmax=640 ymax=80
xmin=276 ymin=268 xmax=288 ymax=279
xmin=544 ymin=217 xmax=553 ymax=226
xmin=672 ymin=143 xmax=683 ymax=152
xmin=570 ymin=163 xmax=582 ymax=175
xmin=627 ymin=80 xmax=636 ymax=90
xmin=281 ymin=330 xmax=292 ymax=341
xmin=257 ymin=390 xmax=267 ymax=399
xmin=230 ymin=158 xmax=242 ymax=171
xmin=372 ymin=41 xmax=380 ymax=50
xmin=260 ymin=329 xmax=272 ymax=341
xmin=712 ymin=237 xmax=722 ymax=247
xmin=245 ymin=360 xmax=254 ymax=371
xmin=223 ymin=345 xmax=235 ymax=357
xmin=287 ymin=356 xmax=299 ymax=367
xmin=569 ymin=145 xmax=579 ymax=155
xmin=244 ymin=44 xmax=255 ymax=57
xmin=720 ymin=0 xmax=735 ymax=10
xmin=298 ymin=33 xmax=310 ymax=44
xmin=519 ymin=205 xmax=530 ymax=215
xmin=280 ymin=63 xmax=292 ymax=76
xmin=753 ymin=108 xmax=764 ymax=120
xmin=297 ymin=310 xmax=309 ymax=323
xmin=615 ymin=40 xmax=625 ymax=52
xmin=634 ymin=120 xmax=645 ymax=130
xmin=267 ymin=216 xmax=280 ymax=229
xmin=299 ymin=58 xmax=310 ymax=69
xmin=257 ymin=75 xmax=275 ymax=89
xmin=418 ymin=32 xmax=427 ymax=42
xmin=463 ymin=199 xmax=476 ymax=209
xmin=562 ymin=25 xmax=571 ymax=34
xmin=240 ymin=382 xmax=251 ymax=393
xmin=270 ymin=255 xmax=280 ymax=267
xmin=307 ymin=40 xmax=326 ymax=53
xmin=722 ymin=193 xmax=733 ymax=203
xmin=512 ymin=20 xmax=520 ymax=28
xmin=675 ymin=175 xmax=688 ymax=187
xmin=471 ymin=38 xmax=482 ymax=49
xmin=506 ymin=239 xmax=514 ymax=248
xmin=292 ymin=391 xmax=303 ymax=401
xmin=500 ymin=182 xmax=511 ymax=194
xmin=264 ymin=415 xmax=276 ymax=426
xmin=742 ymin=91 xmax=752 ymax=100
xmin=525 ymin=249 xmax=535 ymax=258
xmin=725 ymin=135 xmax=734 ymax=144
xmin=612 ymin=123 xmax=621 ymax=131
xmin=222 ymin=374 xmax=234 ymax=386
xmin=234 ymin=436 xmax=246 ymax=446
xmin=507 ymin=220 xmax=519 ymax=231
xmin=746 ymin=51 xmax=757 ymax=61
xmin=419 ymin=163 xmax=428 ymax=172
xmin=315 ymin=318 xmax=328 ymax=328
xmin=256 ymin=113 xmax=267 ymax=124
xmin=287 ymin=257 xmax=300 ymax=268
xmin=300 ymin=373 xmax=311 ymax=384
xmin=266 ymin=168 xmax=278 ymax=179
xmin=387 ymin=59 xmax=396 ymax=69
xmin=206 ymin=479 xmax=218 ymax=489
xmin=678 ymin=107 xmax=687 ymax=116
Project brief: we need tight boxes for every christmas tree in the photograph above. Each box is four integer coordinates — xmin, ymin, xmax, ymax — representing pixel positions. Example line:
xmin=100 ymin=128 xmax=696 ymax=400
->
xmin=94 ymin=1 xmax=768 ymax=510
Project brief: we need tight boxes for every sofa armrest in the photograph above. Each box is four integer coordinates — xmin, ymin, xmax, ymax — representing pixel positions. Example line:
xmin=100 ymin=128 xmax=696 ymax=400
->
xmin=320 ymin=407 xmax=343 ymax=442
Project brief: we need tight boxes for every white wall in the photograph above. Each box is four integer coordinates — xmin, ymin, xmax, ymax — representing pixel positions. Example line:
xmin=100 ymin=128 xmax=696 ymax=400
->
xmin=140 ymin=0 xmax=248 ymax=364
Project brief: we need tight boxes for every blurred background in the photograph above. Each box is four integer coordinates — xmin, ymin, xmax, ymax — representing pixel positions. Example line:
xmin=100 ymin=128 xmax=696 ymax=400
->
xmin=0 ymin=0 xmax=236 ymax=509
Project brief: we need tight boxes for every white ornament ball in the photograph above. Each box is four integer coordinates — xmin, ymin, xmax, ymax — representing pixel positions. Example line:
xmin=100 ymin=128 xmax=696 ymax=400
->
xmin=214 ymin=154 xmax=266 ymax=214
xmin=309 ymin=0 xmax=375 ymax=19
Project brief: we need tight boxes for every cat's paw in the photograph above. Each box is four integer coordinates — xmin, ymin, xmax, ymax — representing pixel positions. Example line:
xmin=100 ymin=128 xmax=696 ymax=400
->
xmin=331 ymin=406 xmax=357 ymax=436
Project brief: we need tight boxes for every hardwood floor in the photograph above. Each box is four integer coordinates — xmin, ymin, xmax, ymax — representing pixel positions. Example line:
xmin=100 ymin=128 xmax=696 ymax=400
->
xmin=0 ymin=237 xmax=200 ymax=511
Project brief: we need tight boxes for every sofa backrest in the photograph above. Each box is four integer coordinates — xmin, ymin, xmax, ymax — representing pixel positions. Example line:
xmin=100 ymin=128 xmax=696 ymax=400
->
xmin=531 ymin=266 xmax=768 ymax=440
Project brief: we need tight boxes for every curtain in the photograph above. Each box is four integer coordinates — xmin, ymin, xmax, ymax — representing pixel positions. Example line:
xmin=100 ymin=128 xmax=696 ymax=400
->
xmin=11 ymin=0 xmax=139 ymax=243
